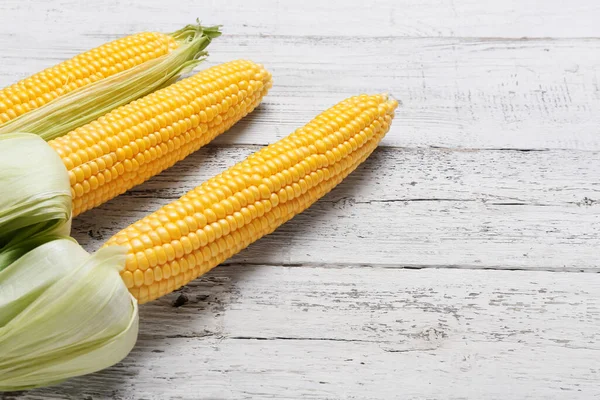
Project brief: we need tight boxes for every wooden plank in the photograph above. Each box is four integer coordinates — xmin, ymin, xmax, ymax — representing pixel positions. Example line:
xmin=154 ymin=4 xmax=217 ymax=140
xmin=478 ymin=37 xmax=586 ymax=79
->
xmin=205 ymin=36 xmax=600 ymax=150
xmin=1 ymin=2 xmax=598 ymax=400
xmin=1 ymin=0 xmax=599 ymax=38
xmin=90 ymin=146 xmax=600 ymax=205
xmin=2 ymin=36 xmax=600 ymax=150
xmin=71 ymin=146 xmax=600 ymax=271
xmin=15 ymin=267 xmax=600 ymax=399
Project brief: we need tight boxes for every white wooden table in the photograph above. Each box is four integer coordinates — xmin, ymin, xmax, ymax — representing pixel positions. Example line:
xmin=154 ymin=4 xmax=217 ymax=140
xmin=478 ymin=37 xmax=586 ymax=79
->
xmin=1 ymin=1 xmax=600 ymax=399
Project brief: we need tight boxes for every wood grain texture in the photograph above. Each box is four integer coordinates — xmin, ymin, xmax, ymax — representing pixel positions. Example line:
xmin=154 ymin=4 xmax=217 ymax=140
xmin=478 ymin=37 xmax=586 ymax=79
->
xmin=12 ymin=267 xmax=600 ymax=400
xmin=204 ymin=36 xmax=600 ymax=150
xmin=71 ymin=146 xmax=600 ymax=271
xmin=0 ymin=0 xmax=599 ymax=38
xmin=2 ymin=35 xmax=600 ymax=150
xmin=1 ymin=0 xmax=599 ymax=398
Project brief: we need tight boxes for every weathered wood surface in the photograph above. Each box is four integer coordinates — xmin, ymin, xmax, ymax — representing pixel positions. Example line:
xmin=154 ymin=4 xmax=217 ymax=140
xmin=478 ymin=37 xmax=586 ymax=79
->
xmin=2 ymin=35 xmax=600 ymax=150
xmin=9 ymin=267 xmax=600 ymax=400
xmin=206 ymin=37 xmax=600 ymax=150
xmin=1 ymin=0 xmax=599 ymax=38
xmin=1 ymin=0 xmax=599 ymax=399
xmin=72 ymin=146 xmax=600 ymax=271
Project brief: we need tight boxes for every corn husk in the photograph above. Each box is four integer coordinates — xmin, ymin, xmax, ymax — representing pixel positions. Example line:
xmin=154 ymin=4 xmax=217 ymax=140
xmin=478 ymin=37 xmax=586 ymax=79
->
xmin=0 ymin=133 xmax=137 ymax=390
xmin=0 ymin=239 xmax=137 ymax=391
xmin=0 ymin=133 xmax=71 ymax=271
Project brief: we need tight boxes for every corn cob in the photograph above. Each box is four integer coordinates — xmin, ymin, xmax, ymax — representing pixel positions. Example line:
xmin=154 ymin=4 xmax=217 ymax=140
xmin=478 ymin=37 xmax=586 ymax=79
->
xmin=0 ymin=24 xmax=220 ymax=141
xmin=48 ymin=60 xmax=272 ymax=217
xmin=103 ymin=94 xmax=398 ymax=304
xmin=0 ymin=32 xmax=176 ymax=124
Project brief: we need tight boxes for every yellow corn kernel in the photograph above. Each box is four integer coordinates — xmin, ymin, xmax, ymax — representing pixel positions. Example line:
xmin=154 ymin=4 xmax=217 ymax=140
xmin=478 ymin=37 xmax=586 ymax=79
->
xmin=48 ymin=60 xmax=273 ymax=217
xmin=0 ymin=32 xmax=178 ymax=125
xmin=104 ymin=94 xmax=398 ymax=303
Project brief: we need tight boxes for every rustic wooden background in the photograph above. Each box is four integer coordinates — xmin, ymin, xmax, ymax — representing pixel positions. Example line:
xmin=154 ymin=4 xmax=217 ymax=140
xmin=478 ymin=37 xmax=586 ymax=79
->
xmin=1 ymin=0 xmax=599 ymax=399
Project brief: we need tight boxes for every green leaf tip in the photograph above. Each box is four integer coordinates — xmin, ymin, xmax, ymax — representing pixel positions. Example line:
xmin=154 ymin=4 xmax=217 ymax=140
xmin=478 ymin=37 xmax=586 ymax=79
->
xmin=170 ymin=21 xmax=222 ymax=42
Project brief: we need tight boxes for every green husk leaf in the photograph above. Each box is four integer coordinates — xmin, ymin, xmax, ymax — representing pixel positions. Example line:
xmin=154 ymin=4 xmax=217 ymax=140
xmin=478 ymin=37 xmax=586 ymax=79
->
xmin=0 ymin=133 xmax=71 ymax=271
xmin=0 ymin=239 xmax=137 ymax=391
xmin=0 ymin=133 xmax=137 ymax=391
xmin=171 ymin=19 xmax=222 ymax=41
xmin=0 ymin=23 xmax=221 ymax=141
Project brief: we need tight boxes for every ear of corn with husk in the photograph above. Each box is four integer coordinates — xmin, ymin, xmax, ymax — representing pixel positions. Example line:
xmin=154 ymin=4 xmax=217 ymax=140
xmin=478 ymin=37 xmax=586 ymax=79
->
xmin=0 ymin=91 xmax=397 ymax=389
xmin=0 ymin=23 xmax=220 ymax=141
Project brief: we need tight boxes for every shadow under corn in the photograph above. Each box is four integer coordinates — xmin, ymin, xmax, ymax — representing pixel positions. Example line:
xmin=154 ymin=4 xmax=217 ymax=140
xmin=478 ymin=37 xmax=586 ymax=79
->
xmin=32 ymin=118 xmax=392 ymax=398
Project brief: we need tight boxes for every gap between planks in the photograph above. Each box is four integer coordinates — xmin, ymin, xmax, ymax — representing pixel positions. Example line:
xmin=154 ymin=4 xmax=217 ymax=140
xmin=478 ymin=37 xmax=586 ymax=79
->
xmin=71 ymin=145 xmax=600 ymax=273
xmin=1 ymin=0 xmax=600 ymax=38
xmin=16 ymin=266 xmax=600 ymax=400
xmin=1 ymin=36 xmax=600 ymax=150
